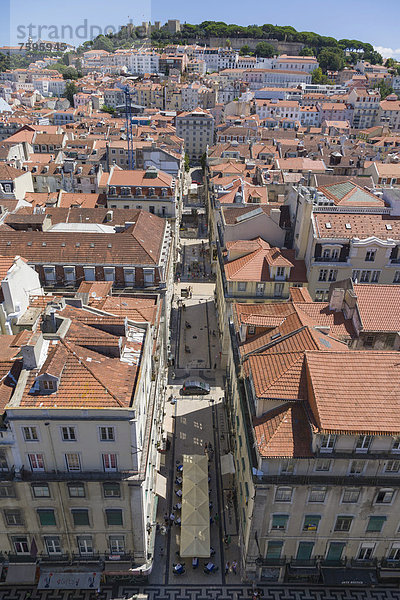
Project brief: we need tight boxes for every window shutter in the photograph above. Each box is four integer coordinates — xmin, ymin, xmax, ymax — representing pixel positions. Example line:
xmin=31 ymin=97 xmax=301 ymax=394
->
xmin=72 ymin=510 xmax=89 ymax=526
xmin=106 ymin=509 xmax=123 ymax=526
xmin=38 ymin=509 xmax=56 ymax=526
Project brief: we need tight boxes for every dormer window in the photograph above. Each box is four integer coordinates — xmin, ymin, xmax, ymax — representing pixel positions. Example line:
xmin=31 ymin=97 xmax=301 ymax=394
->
xmin=109 ymin=186 xmax=116 ymax=196
xmin=43 ymin=380 xmax=54 ymax=390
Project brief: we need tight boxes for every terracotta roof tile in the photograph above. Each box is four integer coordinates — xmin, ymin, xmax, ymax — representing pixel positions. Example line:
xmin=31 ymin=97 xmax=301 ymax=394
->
xmin=353 ymin=284 xmax=400 ymax=332
xmin=306 ymin=351 xmax=400 ymax=434
xmin=253 ymin=403 xmax=312 ymax=458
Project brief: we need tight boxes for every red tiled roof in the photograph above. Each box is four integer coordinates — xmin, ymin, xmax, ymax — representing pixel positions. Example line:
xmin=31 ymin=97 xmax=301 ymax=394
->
xmin=306 ymin=351 xmax=400 ymax=434
xmin=253 ymin=402 xmax=312 ymax=458
xmin=353 ymin=284 xmax=400 ymax=332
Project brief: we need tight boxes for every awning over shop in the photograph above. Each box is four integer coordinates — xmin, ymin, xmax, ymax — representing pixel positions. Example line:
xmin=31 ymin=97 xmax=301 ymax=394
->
xmin=38 ymin=571 xmax=101 ymax=589
xmin=321 ymin=568 xmax=378 ymax=586
xmin=6 ymin=563 xmax=37 ymax=584
xmin=180 ymin=524 xmax=210 ymax=557
xmin=180 ymin=454 xmax=210 ymax=558
xmin=220 ymin=452 xmax=235 ymax=476
xmin=155 ymin=472 xmax=167 ymax=499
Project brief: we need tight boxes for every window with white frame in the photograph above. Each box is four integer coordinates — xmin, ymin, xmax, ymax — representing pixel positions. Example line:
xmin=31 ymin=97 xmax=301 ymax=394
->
xmin=44 ymin=266 xmax=56 ymax=284
xmin=64 ymin=266 xmax=75 ymax=283
xmin=342 ymin=488 xmax=360 ymax=503
xmin=393 ymin=271 xmax=400 ymax=284
xmin=371 ymin=270 xmax=380 ymax=283
xmin=334 ymin=515 xmax=353 ymax=532
xmin=84 ymin=266 xmax=96 ymax=282
xmin=23 ymin=426 xmax=38 ymax=441
xmin=28 ymin=453 xmax=44 ymax=471
xmin=99 ymin=426 xmax=115 ymax=441
xmin=12 ymin=536 xmax=29 ymax=554
xmin=375 ymin=489 xmax=395 ymax=504
xmin=392 ymin=437 xmax=400 ymax=453
xmin=358 ymin=542 xmax=375 ymax=560
xmin=355 ymin=435 xmax=372 ymax=453
xmin=318 ymin=269 xmax=327 ymax=281
xmin=68 ymin=483 xmax=85 ymax=498
xmin=45 ymin=536 xmax=61 ymax=554
xmin=280 ymin=459 xmax=294 ymax=474
xmin=349 ymin=460 xmax=365 ymax=474
xmin=143 ymin=268 xmax=154 ymax=285
xmin=61 ymin=426 xmax=76 ymax=441
xmin=360 ymin=270 xmax=371 ymax=283
xmin=385 ymin=460 xmax=400 ymax=473
xmin=320 ymin=434 xmax=336 ymax=452
xmin=123 ymin=268 xmax=135 ymax=285
xmin=77 ymin=536 xmax=93 ymax=555
xmin=328 ymin=269 xmax=337 ymax=282
xmin=32 ymin=483 xmax=50 ymax=498
xmin=65 ymin=453 xmax=81 ymax=472
xmin=109 ymin=535 xmax=125 ymax=554
xmin=352 ymin=269 xmax=360 ymax=282
xmin=387 ymin=543 xmax=400 ymax=561
xmin=104 ymin=267 xmax=115 ymax=282
xmin=275 ymin=486 xmax=293 ymax=502
xmin=315 ymin=458 xmax=331 ymax=471
xmin=103 ymin=453 xmax=118 ymax=472
xmin=365 ymin=250 xmax=376 ymax=262
xmin=4 ymin=509 xmax=24 ymax=526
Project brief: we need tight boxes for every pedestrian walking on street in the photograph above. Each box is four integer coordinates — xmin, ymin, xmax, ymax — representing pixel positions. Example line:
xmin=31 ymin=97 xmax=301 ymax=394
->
xmin=232 ymin=560 xmax=237 ymax=574
xmin=164 ymin=513 xmax=169 ymax=524
xmin=225 ymin=561 xmax=230 ymax=575
xmin=214 ymin=513 xmax=219 ymax=524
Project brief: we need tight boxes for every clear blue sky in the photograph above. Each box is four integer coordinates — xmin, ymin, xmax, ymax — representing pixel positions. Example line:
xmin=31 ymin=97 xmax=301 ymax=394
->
xmin=1 ymin=0 xmax=399 ymax=58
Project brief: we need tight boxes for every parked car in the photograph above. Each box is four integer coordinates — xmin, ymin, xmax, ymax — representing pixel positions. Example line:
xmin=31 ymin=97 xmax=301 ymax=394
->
xmin=180 ymin=380 xmax=210 ymax=395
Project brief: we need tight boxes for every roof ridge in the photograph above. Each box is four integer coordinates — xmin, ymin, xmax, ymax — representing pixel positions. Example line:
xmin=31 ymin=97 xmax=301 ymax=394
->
xmin=250 ymin=352 xmax=304 ymax=396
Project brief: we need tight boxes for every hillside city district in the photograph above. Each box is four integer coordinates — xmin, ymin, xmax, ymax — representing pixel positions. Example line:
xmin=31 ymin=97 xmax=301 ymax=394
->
xmin=0 ymin=19 xmax=400 ymax=600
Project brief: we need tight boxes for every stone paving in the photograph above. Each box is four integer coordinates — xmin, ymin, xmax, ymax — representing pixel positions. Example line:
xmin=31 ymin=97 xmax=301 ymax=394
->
xmin=2 ymin=585 xmax=400 ymax=600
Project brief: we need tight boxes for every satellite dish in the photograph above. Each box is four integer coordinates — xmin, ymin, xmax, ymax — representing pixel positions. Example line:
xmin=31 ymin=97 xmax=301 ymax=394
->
xmin=91 ymin=292 xmax=97 ymax=297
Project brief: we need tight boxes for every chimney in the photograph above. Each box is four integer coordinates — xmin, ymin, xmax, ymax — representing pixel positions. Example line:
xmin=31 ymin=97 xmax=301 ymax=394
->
xmin=329 ymin=287 xmax=345 ymax=312
xmin=21 ymin=332 xmax=44 ymax=370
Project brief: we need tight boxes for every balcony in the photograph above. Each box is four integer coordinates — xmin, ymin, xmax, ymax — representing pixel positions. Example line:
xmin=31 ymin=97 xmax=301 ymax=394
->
xmin=255 ymin=556 xmax=286 ymax=567
xmin=39 ymin=553 xmax=70 ymax=564
xmin=20 ymin=468 xmax=138 ymax=482
xmin=380 ymin=558 xmax=400 ymax=570
xmin=289 ymin=558 xmax=318 ymax=568
xmin=350 ymin=558 xmax=377 ymax=569
xmin=320 ymin=558 xmax=346 ymax=567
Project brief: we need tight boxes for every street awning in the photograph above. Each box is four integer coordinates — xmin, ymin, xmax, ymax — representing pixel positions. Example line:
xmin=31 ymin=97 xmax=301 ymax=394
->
xmin=155 ymin=472 xmax=167 ymax=499
xmin=321 ymin=568 xmax=378 ymax=586
xmin=180 ymin=524 xmax=210 ymax=557
xmin=6 ymin=563 xmax=37 ymax=584
xmin=180 ymin=454 xmax=210 ymax=558
xmin=38 ymin=571 xmax=101 ymax=589
xmin=220 ymin=452 xmax=235 ymax=476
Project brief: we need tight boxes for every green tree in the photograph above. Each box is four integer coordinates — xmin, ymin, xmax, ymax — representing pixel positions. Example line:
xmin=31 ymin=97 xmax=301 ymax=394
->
xmin=240 ymin=45 xmax=252 ymax=56
xmin=311 ymin=67 xmax=332 ymax=85
xmin=255 ymin=41 xmax=275 ymax=58
xmin=318 ymin=47 xmax=345 ymax=72
xmin=385 ymin=58 xmax=397 ymax=69
xmin=374 ymin=81 xmax=394 ymax=99
xmin=200 ymin=152 xmax=207 ymax=172
xmin=184 ymin=153 xmax=190 ymax=172
xmin=101 ymin=104 xmax=116 ymax=114
xmin=299 ymin=46 xmax=315 ymax=56
xmin=92 ymin=35 xmax=114 ymax=52
xmin=63 ymin=81 xmax=77 ymax=104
